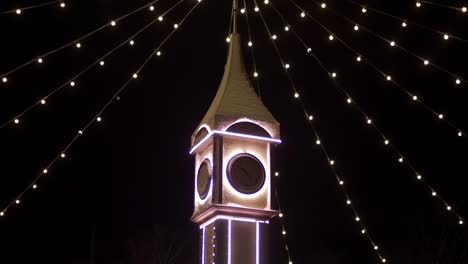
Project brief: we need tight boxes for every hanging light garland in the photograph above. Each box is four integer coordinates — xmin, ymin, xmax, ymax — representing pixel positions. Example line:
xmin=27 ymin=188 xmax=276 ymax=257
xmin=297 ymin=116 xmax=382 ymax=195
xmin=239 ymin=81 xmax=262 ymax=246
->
xmin=0 ymin=0 xmax=66 ymax=16
xmin=265 ymin=1 xmax=465 ymax=227
xmin=285 ymin=0 xmax=467 ymax=140
xmin=274 ymin=190 xmax=294 ymax=264
xmin=253 ymin=1 xmax=388 ymax=262
xmin=0 ymin=0 xmax=162 ymax=84
xmin=416 ymin=1 xmax=467 ymax=14
xmin=343 ymin=0 xmax=468 ymax=44
xmin=0 ymin=0 xmax=203 ymax=219
xmin=0 ymin=0 xmax=185 ymax=130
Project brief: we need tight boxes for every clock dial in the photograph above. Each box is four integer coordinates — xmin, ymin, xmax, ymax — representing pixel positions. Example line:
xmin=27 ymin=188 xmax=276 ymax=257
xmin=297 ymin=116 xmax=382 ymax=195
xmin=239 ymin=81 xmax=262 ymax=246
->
xmin=228 ymin=154 xmax=265 ymax=194
xmin=197 ymin=161 xmax=212 ymax=199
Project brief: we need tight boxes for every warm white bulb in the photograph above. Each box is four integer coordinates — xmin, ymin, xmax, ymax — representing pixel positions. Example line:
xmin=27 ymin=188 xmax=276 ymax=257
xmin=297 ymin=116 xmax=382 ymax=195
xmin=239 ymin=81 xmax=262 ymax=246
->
xmin=158 ymin=16 xmax=163 ymax=21
xmin=2 ymin=77 xmax=7 ymax=83
xmin=41 ymin=99 xmax=46 ymax=105
xmin=61 ymin=153 xmax=66 ymax=158
xmin=70 ymin=81 xmax=76 ymax=87
xmin=329 ymin=34 xmax=334 ymax=40
xmin=0 ymin=212 xmax=4 ymax=216
xmin=38 ymin=58 xmax=43 ymax=64
xmin=226 ymin=37 xmax=231 ymax=43
xmin=294 ymin=92 xmax=299 ymax=98
xmin=174 ymin=24 xmax=179 ymax=29
xmin=438 ymin=114 xmax=444 ymax=119
xmin=339 ymin=180 xmax=344 ymax=185
xmin=253 ymin=72 xmax=258 ymax=78
xmin=374 ymin=245 xmax=379 ymax=250
xmin=15 ymin=199 xmax=20 ymax=204
xmin=347 ymin=98 xmax=352 ymax=104
xmin=354 ymin=25 xmax=359 ymax=31
xmin=459 ymin=220 xmax=464 ymax=225
xmin=16 ymin=9 xmax=21 ymax=15
xmin=367 ymin=119 xmax=372 ymax=124
xmin=300 ymin=11 xmax=306 ymax=18
xmin=416 ymin=2 xmax=421 ymax=7
xmin=14 ymin=119 xmax=19 ymax=124
xmin=417 ymin=174 xmax=422 ymax=180
xmin=362 ymin=7 xmax=367 ymax=13
xmin=398 ymin=157 xmax=404 ymax=163
xmin=307 ymin=48 xmax=312 ymax=53
xmin=284 ymin=63 xmax=290 ymax=69
xmin=412 ymin=95 xmax=418 ymax=101
xmin=248 ymin=41 xmax=253 ymax=47
xmin=240 ymin=8 xmax=245 ymax=13
xmin=308 ymin=115 xmax=314 ymax=121
xmin=458 ymin=131 xmax=463 ymax=137
xmin=100 ymin=61 xmax=105 ymax=66
xmin=60 ymin=2 xmax=66 ymax=8
xmin=432 ymin=191 xmax=437 ymax=196
xmin=356 ymin=56 xmax=362 ymax=62
xmin=76 ymin=43 xmax=81 ymax=48
xmin=444 ymin=34 xmax=450 ymax=40
xmin=331 ymin=72 xmax=337 ymax=78
xmin=390 ymin=41 xmax=395 ymax=46
xmin=402 ymin=22 xmax=407 ymax=27
xmin=255 ymin=6 xmax=259 ymax=12
xmin=321 ymin=3 xmax=326 ymax=8
xmin=447 ymin=206 xmax=452 ymax=211
xmin=264 ymin=0 xmax=269 ymax=4
xmin=274 ymin=171 xmax=279 ymax=177
xmin=386 ymin=75 xmax=392 ymax=81
xmin=384 ymin=139 xmax=389 ymax=145
xmin=346 ymin=200 xmax=351 ymax=205
xmin=33 ymin=184 xmax=37 ymax=189
xmin=330 ymin=160 xmax=335 ymax=165
xmin=284 ymin=26 xmax=290 ymax=31
xmin=355 ymin=217 xmax=360 ymax=222
xmin=462 ymin=7 xmax=467 ymax=12
xmin=423 ymin=60 xmax=429 ymax=65
xmin=272 ymin=35 xmax=277 ymax=40
xmin=279 ymin=212 xmax=283 ymax=217
xmin=282 ymin=230 xmax=286 ymax=235
xmin=156 ymin=51 xmax=161 ymax=56
xmin=111 ymin=21 xmax=116 ymax=26
xmin=361 ymin=229 xmax=366 ymax=234
xmin=97 ymin=117 xmax=102 ymax=122
xmin=382 ymin=258 xmax=386 ymax=263
xmin=455 ymin=78 xmax=461 ymax=85
xmin=130 ymin=40 xmax=135 ymax=45
xmin=78 ymin=130 xmax=83 ymax=135
xmin=133 ymin=73 xmax=138 ymax=79
xmin=316 ymin=139 xmax=321 ymax=145
xmin=149 ymin=5 xmax=155 ymax=11
xmin=43 ymin=169 xmax=48 ymax=174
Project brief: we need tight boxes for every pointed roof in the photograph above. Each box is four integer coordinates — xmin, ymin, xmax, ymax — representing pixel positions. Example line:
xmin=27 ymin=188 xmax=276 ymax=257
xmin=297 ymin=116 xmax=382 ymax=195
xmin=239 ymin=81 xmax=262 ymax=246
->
xmin=192 ymin=34 xmax=279 ymax=141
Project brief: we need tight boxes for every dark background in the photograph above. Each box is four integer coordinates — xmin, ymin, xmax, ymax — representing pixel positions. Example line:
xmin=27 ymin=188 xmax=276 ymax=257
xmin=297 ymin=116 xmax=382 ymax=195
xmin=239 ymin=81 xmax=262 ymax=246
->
xmin=1 ymin=0 xmax=468 ymax=263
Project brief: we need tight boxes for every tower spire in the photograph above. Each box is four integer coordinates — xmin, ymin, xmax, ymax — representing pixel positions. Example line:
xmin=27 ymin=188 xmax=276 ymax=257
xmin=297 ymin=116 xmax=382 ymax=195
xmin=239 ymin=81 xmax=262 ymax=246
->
xmin=232 ymin=0 xmax=239 ymax=34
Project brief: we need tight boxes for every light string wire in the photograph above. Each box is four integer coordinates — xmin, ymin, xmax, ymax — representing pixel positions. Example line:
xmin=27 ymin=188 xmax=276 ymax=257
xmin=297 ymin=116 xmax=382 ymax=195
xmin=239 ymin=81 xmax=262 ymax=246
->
xmin=274 ymin=189 xmax=293 ymax=264
xmin=0 ymin=0 xmax=202 ymax=218
xmin=0 ymin=0 xmax=162 ymax=81
xmin=267 ymin=1 xmax=466 ymax=226
xmin=253 ymin=1 xmax=387 ymax=262
xmin=0 ymin=1 xmax=184 ymax=130
xmin=241 ymin=0 xmax=261 ymax=97
xmin=418 ymin=1 xmax=468 ymax=12
xmin=301 ymin=0 xmax=467 ymax=85
xmin=286 ymin=0 xmax=467 ymax=140
xmin=0 ymin=0 xmax=64 ymax=15
xmin=344 ymin=0 xmax=468 ymax=44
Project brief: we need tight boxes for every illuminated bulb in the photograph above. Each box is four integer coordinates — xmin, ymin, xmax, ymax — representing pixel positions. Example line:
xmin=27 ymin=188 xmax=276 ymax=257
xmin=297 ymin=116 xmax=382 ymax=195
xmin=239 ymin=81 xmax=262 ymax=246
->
xmin=40 ymin=99 xmax=46 ymax=105
xmin=15 ymin=200 xmax=20 ymax=204
xmin=133 ymin=73 xmax=138 ymax=79
xmin=60 ymin=2 xmax=66 ymax=8
xmin=362 ymin=7 xmax=367 ymax=13
xmin=458 ymin=131 xmax=463 ymax=137
xmin=289 ymin=262 xmax=292 ymax=264
xmin=279 ymin=213 xmax=283 ymax=217
xmin=356 ymin=56 xmax=362 ymax=62
xmin=438 ymin=114 xmax=444 ymax=119
xmin=412 ymin=95 xmax=418 ymax=101
xmin=70 ymin=81 xmax=75 ymax=87
xmin=417 ymin=175 xmax=422 ymax=180
xmin=423 ymin=60 xmax=429 ymax=65
xmin=130 ymin=40 xmax=135 ymax=45
xmin=384 ymin=139 xmax=389 ymax=145
xmin=416 ymin=2 xmax=421 ymax=7
xmin=274 ymin=171 xmax=279 ymax=177
xmin=432 ymin=191 xmax=437 ymax=196
xmin=398 ymin=157 xmax=404 ymax=163
xmin=43 ymin=169 xmax=48 ymax=174
xmin=347 ymin=98 xmax=352 ymax=104
xmin=367 ymin=119 xmax=372 ymax=124
xmin=38 ymin=58 xmax=43 ymax=64
xmin=321 ymin=3 xmax=326 ymax=8
xmin=156 ymin=51 xmax=161 ymax=56
xmin=308 ymin=115 xmax=314 ymax=121
xmin=173 ymin=24 xmax=179 ymax=29
xmin=14 ymin=119 xmax=19 ymax=124
xmin=61 ymin=153 xmax=66 ymax=158
xmin=390 ymin=41 xmax=395 ymax=46
xmin=462 ymin=7 xmax=467 ymax=13
xmin=226 ymin=37 xmax=231 ymax=43
xmin=374 ymin=245 xmax=379 ymax=250
xmin=361 ymin=229 xmax=366 ymax=234
xmin=300 ymin=11 xmax=306 ymax=18
xmin=284 ymin=26 xmax=290 ymax=31
xmin=264 ymin=0 xmax=269 ymax=4
xmin=2 ymin=77 xmax=7 ymax=83
xmin=97 ymin=117 xmax=102 ymax=122
xmin=111 ymin=21 xmax=116 ymax=26
xmin=255 ymin=6 xmax=259 ymax=12
xmin=339 ymin=180 xmax=344 ymax=185
xmin=386 ymin=75 xmax=392 ymax=81
xmin=158 ymin=16 xmax=163 ymax=21
xmin=444 ymin=34 xmax=450 ymax=40
xmin=284 ymin=63 xmax=290 ymax=69
xmin=307 ymin=48 xmax=312 ymax=53
xmin=355 ymin=217 xmax=360 ymax=222
xmin=0 ymin=212 xmax=4 ymax=216
xmin=240 ymin=8 xmax=245 ymax=13
xmin=382 ymin=259 xmax=386 ymax=263
xmin=16 ymin=9 xmax=21 ymax=15
xmin=402 ymin=22 xmax=407 ymax=27
xmin=33 ymin=184 xmax=37 ymax=189
xmin=100 ymin=61 xmax=105 ymax=66
xmin=330 ymin=160 xmax=335 ymax=165
xmin=346 ymin=200 xmax=351 ymax=205
xmin=459 ymin=220 xmax=464 ymax=225
xmin=331 ymin=72 xmax=337 ymax=78
xmin=272 ymin=35 xmax=277 ymax=40
xmin=282 ymin=230 xmax=286 ymax=235
xmin=149 ymin=5 xmax=154 ymax=11
xmin=78 ymin=130 xmax=83 ymax=135
xmin=329 ymin=34 xmax=334 ymax=40
xmin=455 ymin=78 xmax=461 ymax=85
xmin=447 ymin=206 xmax=452 ymax=211
xmin=354 ymin=25 xmax=359 ymax=31
xmin=294 ymin=92 xmax=299 ymax=98
xmin=253 ymin=72 xmax=258 ymax=78
xmin=316 ymin=139 xmax=321 ymax=145
xmin=248 ymin=41 xmax=253 ymax=47
xmin=76 ymin=43 xmax=81 ymax=48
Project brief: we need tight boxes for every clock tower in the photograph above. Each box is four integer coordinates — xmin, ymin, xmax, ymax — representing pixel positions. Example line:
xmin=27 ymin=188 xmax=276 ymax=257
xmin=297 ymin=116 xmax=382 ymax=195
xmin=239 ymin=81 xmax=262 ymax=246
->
xmin=190 ymin=1 xmax=280 ymax=264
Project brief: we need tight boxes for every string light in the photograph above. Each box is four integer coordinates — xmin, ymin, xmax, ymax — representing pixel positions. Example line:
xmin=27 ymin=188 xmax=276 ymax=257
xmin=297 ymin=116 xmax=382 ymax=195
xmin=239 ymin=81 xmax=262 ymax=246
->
xmin=100 ymin=60 xmax=105 ymax=66
xmin=2 ymin=77 xmax=6 ymax=83
xmin=226 ymin=37 xmax=231 ymax=42
xmin=41 ymin=99 xmax=47 ymax=105
xmin=386 ymin=75 xmax=392 ymax=81
xmin=321 ymin=3 xmax=326 ymax=9
xmin=38 ymin=58 xmax=43 ymax=64
xmin=423 ymin=60 xmax=429 ymax=65
xmin=347 ymin=98 xmax=352 ymax=104
xmin=158 ymin=16 xmax=164 ymax=21
xmin=384 ymin=140 xmax=389 ymax=145
xmin=329 ymin=34 xmax=334 ymax=40
xmin=61 ymin=153 xmax=66 ymax=158
xmin=254 ymin=71 xmax=259 ymax=77
xmin=76 ymin=43 xmax=82 ymax=48
xmin=354 ymin=25 xmax=359 ymax=31
xmin=401 ymin=21 xmax=407 ymax=28
xmin=149 ymin=5 xmax=155 ymax=11
xmin=294 ymin=92 xmax=299 ymax=98
xmin=300 ymin=11 xmax=306 ymax=18
xmin=361 ymin=7 xmax=367 ymax=13
xmin=156 ymin=51 xmax=161 ymax=56
xmin=0 ymin=0 xmax=203 ymax=220
xmin=275 ymin=171 xmax=279 ymax=176
xmin=14 ymin=119 xmax=20 ymax=124
xmin=16 ymin=9 xmax=22 ymax=15
xmin=70 ymin=81 xmax=76 ymax=87
xmin=416 ymin=2 xmax=421 ymax=8
xmin=308 ymin=115 xmax=314 ymax=121
xmin=284 ymin=26 xmax=290 ymax=31
xmin=331 ymin=72 xmax=337 ymax=78
xmin=255 ymin=6 xmax=259 ymax=12
xmin=272 ymin=34 xmax=277 ymax=40
xmin=60 ymin=2 xmax=66 ymax=8
xmin=438 ymin=114 xmax=444 ymax=119
xmin=248 ymin=41 xmax=253 ymax=47
xmin=389 ymin=41 xmax=395 ymax=46
xmin=241 ymin=8 xmax=245 ymax=13
xmin=462 ymin=7 xmax=467 ymax=13
xmin=97 ymin=117 xmax=102 ymax=122
xmin=111 ymin=20 xmax=117 ymax=26
xmin=174 ymin=23 xmax=179 ymax=29
xmin=443 ymin=34 xmax=449 ymax=40
xmin=133 ymin=73 xmax=138 ymax=79
xmin=455 ymin=78 xmax=461 ymax=85
xmin=356 ymin=56 xmax=361 ymax=62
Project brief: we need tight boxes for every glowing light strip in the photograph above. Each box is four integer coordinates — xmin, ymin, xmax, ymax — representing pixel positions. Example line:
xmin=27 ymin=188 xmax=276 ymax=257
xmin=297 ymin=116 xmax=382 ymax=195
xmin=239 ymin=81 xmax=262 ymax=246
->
xmin=202 ymin=227 xmax=206 ymax=264
xmin=200 ymin=215 xmax=268 ymax=229
xmin=228 ymin=219 xmax=232 ymax=264
xmin=190 ymin=130 xmax=281 ymax=154
xmin=256 ymin=221 xmax=260 ymax=264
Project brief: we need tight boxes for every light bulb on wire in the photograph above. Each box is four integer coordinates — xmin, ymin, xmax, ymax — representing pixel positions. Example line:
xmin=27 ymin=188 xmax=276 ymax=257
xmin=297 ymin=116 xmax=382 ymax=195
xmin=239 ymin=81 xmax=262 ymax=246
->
xmin=329 ymin=34 xmax=334 ymax=40
xmin=354 ymin=25 xmax=359 ymax=31
xmin=444 ymin=34 xmax=450 ymax=40
xmin=462 ymin=7 xmax=467 ymax=13
xmin=401 ymin=21 xmax=407 ymax=28
xmin=300 ymin=11 xmax=306 ymax=18
xmin=321 ymin=3 xmax=326 ymax=8
xmin=416 ymin=2 xmax=421 ymax=7
xmin=60 ymin=2 xmax=66 ymax=8
xmin=16 ymin=9 xmax=21 ymax=15
xmin=361 ymin=7 xmax=367 ymax=13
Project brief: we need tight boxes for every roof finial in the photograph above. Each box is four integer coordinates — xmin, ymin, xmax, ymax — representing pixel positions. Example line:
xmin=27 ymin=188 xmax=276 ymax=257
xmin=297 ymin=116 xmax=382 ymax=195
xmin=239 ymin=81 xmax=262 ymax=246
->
xmin=232 ymin=0 xmax=239 ymax=34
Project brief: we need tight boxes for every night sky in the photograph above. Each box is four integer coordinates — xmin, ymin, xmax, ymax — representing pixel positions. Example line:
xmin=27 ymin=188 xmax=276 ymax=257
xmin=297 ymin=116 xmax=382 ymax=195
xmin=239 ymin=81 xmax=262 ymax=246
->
xmin=1 ymin=0 xmax=468 ymax=263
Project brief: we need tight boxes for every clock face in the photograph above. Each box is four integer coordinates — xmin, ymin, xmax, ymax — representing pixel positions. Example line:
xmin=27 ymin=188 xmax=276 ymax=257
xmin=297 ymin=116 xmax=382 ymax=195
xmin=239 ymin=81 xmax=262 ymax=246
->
xmin=197 ymin=161 xmax=212 ymax=199
xmin=227 ymin=154 xmax=265 ymax=194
